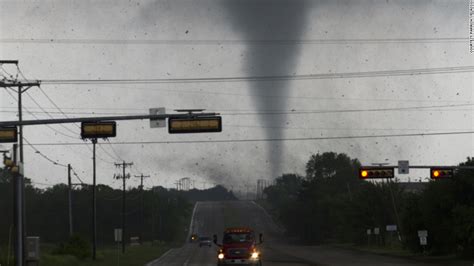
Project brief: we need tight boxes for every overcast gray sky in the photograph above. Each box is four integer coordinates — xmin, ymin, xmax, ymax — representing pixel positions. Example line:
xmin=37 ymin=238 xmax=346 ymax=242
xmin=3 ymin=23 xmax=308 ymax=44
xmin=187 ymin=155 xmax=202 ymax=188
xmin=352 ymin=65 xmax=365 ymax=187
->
xmin=0 ymin=0 xmax=472 ymax=192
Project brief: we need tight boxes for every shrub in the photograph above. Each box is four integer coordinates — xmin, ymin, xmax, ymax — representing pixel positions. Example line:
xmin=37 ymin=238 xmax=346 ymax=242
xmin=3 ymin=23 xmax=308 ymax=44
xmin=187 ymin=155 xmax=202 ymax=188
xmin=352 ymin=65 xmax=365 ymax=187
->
xmin=53 ymin=234 xmax=91 ymax=260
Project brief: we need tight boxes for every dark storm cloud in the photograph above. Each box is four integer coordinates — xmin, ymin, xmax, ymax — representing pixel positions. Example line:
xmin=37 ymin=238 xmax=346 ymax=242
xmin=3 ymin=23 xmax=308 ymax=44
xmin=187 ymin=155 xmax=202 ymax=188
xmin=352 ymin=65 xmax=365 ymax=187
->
xmin=223 ymin=0 xmax=310 ymax=178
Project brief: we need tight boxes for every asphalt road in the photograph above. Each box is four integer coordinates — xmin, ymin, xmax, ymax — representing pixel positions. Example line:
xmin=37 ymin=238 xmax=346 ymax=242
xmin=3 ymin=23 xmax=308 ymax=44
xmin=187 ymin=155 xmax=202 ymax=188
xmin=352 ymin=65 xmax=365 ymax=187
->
xmin=147 ymin=201 xmax=465 ymax=266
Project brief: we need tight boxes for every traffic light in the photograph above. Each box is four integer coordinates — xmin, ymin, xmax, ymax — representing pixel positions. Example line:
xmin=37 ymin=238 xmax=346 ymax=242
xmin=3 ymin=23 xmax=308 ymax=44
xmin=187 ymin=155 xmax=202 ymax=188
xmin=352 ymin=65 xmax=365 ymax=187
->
xmin=81 ymin=121 xmax=116 ymax=139
xmin=168 ymin=116 xmax=222 ymax=134
xmin=430 ymin=168 xmax=454 ymax=179
xmin=359 ymin=167 xmax=395 ymax=179
xmin=2 ymin=156 xmax=18 ymax=173
xmin=0 ymin=126 xmax=18 ymax=143
xmin=3 ymin=156 xmax=14 ymax=167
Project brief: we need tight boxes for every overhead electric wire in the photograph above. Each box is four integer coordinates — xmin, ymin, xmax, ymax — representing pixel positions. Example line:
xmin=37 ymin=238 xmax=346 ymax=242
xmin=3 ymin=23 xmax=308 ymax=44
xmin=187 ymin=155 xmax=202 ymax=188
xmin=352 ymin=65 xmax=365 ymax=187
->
xmin=5 ymin=86 xmax=118 ymax=165
xmin=71 ymin=167 xmax=85 ymax=185
xmin=0 ymin=65 xmax=18 ymax=80
xmin=39 ymin=66 xmax=474 ymax=85
xmin=221 ymin=103 xmax=474 ymax=116
xmin=0 ymin=37 xmax=467 ymax=45
xmin=37 ymin=87 xmax=122 ymax=164
xmin=226 ymin=124 xmax=473 ymax=132
xmin=85 ymin=83 xmax=471 ymax=104
xmin=4 ymin=89 xmax=78 ymax=139
xmin=24 ymin=130 xmax=474 ymax=146
xmin=24 ymin=138 xmax=68 ymax=167
xmin=24 ymin=91 xmax=78 ymax=135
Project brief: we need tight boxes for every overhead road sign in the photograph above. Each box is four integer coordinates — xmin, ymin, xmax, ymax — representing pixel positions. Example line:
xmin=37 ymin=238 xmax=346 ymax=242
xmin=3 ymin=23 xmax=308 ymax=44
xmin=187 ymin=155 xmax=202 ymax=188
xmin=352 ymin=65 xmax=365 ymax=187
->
xmin=0 ymin=126 xmax=18 ymax=143
xmin=81 ymin=121 xmax=116 ymax=139
xmin=168 ymin=116 xmax=222 ymax=134
xmin=359 ymin=167 xmax=395 ymax=179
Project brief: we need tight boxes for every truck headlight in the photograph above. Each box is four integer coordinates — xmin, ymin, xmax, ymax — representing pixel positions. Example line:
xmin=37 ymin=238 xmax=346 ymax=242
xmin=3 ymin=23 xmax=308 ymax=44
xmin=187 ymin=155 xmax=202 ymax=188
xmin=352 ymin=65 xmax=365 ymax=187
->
xmin=218 ymin=253 xmax=224 ymax=259
xmin=251 ymin=252 xmax=259 ymax=259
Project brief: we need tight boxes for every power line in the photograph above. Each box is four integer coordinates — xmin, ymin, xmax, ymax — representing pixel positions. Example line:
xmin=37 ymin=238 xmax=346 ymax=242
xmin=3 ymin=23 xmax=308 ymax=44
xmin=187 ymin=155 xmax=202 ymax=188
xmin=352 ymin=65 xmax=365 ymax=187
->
xmin=5 ymin=82 xmax=117 ymax=166
xmin=226 ymin=124 xmax=473 ymax=132
xmin=23 ymin=138 xmax=68 ymax=167
xmin=24 ymin=91 xmax=78 ymax=135
xmin=0 ymin=37 xmax=467 ymax=45
xmin=221 ymin=103 xmax=474 ymax=116
xmin=6 ymin=81 xmax=472 ymax=104
xmin=29 ymin=83 xmax=474 ymax=104
xmin=0 ymin=104 xmax=472 ymax=116
xmin=35 ymin=87 xmax=120 ymax=164
xmin=24 ymin=130 xmax=474 ymax=146
xmin=39 ymin=66 xmax=474 ymax=85
xmin=70 ymin=167 xmax=85 ymax=185
xmin=4 ymin=89 xmax=78 ymax=139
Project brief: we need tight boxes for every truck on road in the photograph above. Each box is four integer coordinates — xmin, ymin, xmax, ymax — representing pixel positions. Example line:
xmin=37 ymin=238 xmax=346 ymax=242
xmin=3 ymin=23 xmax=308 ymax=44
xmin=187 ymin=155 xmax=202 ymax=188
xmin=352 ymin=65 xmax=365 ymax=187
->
xmin=213 ymin=227 xmax=263 ymax=266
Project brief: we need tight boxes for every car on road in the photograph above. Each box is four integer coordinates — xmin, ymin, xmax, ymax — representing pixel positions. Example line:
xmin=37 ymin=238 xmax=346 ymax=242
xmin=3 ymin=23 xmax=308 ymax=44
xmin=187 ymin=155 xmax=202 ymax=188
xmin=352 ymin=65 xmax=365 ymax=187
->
xmin=190 ymin=234 xmax=198 ymax=243
xmin=199 ymin=236 xmax=212 ymax=247
xmin=214 ymin=227 xmax=263 ymax=266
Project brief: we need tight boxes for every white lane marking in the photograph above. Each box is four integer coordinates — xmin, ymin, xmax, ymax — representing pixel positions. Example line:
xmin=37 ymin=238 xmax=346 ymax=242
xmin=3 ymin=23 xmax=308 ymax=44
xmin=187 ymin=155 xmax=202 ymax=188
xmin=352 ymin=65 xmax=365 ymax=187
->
xmin=144 ymin=248 xmax=175 ymax=266
xmin=186 ymin=202 xmax=200 ymax=241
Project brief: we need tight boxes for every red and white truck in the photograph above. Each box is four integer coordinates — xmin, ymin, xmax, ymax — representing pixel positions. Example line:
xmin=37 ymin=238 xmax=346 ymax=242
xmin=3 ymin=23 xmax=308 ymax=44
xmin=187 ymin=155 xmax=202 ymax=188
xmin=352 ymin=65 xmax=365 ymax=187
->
xmin=213 ymin=227 xmax=263 ymax=266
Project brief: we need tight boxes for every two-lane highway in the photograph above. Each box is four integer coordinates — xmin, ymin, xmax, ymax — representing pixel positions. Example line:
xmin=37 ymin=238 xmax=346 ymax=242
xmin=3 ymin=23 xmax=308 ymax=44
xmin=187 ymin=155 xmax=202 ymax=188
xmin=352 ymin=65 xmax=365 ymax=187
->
xmin=148 ymin=201 xmax=452 ymax=266
xmin=148 ymin=201 xmax=310 ymax=266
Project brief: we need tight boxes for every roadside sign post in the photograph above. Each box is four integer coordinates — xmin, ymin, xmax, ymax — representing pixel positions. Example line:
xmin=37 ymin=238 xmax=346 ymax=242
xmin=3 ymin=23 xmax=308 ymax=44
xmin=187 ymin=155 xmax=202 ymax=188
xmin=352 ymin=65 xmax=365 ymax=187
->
xmin=366 ymin=229 xmax=371 ymax=246
xmin=417 ymin=230 xmax=428 ymax=253
xmin=374 ymin=228 xmax=380 ymax=246
xmin=114 ymin=229 xmax=122 ymax=266
xmin=386 ymin=225 xmax=397 ymax=246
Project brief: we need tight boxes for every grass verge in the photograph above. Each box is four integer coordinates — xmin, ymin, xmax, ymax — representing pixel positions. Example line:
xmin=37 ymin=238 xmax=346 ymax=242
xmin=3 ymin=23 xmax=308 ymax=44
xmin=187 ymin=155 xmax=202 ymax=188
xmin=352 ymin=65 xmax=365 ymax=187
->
xmin=330 ymin=243 xmax=473 ymax=266
xmin=39 ymin=243 xmax=170 ymax=266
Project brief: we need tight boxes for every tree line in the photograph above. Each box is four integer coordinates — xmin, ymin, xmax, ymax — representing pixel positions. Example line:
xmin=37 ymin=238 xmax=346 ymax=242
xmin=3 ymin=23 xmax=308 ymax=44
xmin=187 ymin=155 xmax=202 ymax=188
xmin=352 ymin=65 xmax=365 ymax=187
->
xmin=0 ymin=168 xmax=235 ymax=262
xmin=263 ymin=152 xmax=474 ymax=257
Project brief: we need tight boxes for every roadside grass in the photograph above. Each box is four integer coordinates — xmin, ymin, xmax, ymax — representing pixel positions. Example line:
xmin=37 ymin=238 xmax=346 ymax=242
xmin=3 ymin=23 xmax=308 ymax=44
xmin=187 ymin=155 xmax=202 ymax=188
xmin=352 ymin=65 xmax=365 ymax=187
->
xmin=39 ymin=243 xmax=170 ymax=266
xmin=330 ymin=243 xmax=472 ymax=266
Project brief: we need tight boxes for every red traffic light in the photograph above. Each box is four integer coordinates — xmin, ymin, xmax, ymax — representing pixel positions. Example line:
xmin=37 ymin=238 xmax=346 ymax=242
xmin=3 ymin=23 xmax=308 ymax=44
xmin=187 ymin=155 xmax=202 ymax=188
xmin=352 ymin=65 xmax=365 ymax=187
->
xmin=359 ymin=167 xmax=395 ymax=179
xmin=430 ymin=168 xmax=454 ymax=179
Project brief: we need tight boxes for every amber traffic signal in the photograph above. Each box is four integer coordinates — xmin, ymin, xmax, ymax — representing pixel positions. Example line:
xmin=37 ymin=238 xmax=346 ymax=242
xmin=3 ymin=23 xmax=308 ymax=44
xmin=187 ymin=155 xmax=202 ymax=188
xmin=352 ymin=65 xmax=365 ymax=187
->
xmin=430 ymin=168 xmax=454 ymax=179
xmin=168 ymin=116 xmax=222 ymax=134
xmin=359 ymin=167 xmax=395 ymax=179
xmin=81 ymin=121 xmax=116 ymax=139
xmin=0 ymin=126 xmax=18 ymax=143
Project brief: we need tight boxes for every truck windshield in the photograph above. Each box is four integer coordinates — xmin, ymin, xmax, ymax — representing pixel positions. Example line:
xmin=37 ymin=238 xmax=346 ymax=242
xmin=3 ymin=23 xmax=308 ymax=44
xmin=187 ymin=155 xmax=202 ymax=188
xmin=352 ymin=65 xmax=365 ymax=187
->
xmin=223 ymin=233 xmax=254 ymax=244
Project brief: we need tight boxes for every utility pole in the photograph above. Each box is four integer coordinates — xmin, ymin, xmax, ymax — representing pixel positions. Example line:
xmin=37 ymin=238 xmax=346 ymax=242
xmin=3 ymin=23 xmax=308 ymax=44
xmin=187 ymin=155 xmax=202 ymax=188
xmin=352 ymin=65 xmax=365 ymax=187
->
xmin=1 ymin=60 xmax=40 ymax=266
xmin=115 ymin=161 xmax=133 ymax=254
xmin=92 ymin=139 xmax=97 ymax=260
xmin=134 ymin=174 xmax=150 ymax=244
xmin=68 ymin=164 xmax=73 ymax=237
